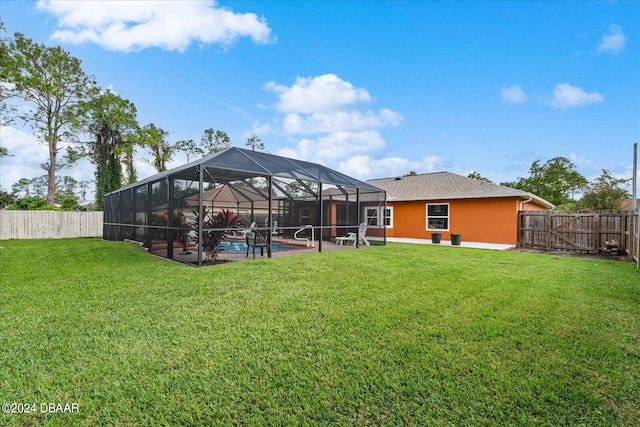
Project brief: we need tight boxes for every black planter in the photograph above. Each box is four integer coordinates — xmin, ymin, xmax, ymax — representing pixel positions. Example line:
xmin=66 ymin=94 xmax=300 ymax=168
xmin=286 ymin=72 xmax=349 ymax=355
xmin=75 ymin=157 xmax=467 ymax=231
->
xmin=431 ymin=232 xmax=441 ymax=244
xmin=451 ymin=234 xmax=462 ymax=245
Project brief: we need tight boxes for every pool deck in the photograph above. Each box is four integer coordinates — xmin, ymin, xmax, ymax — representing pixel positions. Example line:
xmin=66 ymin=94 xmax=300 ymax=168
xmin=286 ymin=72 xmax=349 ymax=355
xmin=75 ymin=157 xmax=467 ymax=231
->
xmin=157 ymin=234 xmax=514 ymax=266
xmin=158 ymin=236 xmax=351 ymax=265
xmin=375 ymin=237 xmax=515 ymax=251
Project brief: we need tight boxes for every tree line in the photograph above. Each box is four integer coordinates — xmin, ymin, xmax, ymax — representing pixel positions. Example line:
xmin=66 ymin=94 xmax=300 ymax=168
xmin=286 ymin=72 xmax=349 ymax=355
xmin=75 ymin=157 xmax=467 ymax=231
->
xmin=0 ymin=24 xmax=264 ymax=210
xmin=468 ymin=156 xmax=631 ymax=211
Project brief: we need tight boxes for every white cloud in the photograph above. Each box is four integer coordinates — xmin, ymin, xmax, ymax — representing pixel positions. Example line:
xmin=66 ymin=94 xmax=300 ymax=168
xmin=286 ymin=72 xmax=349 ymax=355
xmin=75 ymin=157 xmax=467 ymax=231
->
xmin=500 ymin=84 xmax=527 ymax=104
xmin=277 ymin=147 xmax=299 ymax=159
xmin=265 ymin=74 xmax=403 ymax=138
xmin=249 ymin=121 xmax=272 ymax=137
xmin=283 ymin=109 xmax=403 ymax=134
xmin=36 ymin=0 xmax=274 ymax=52
xmin=569 ymin=153 xmax=593 ymax=166
xmin=597 ymin=24 xmax=625 ymax=55
xmin=337 ymin=155 xmax=444 ymax=181
xmin=265 ymin=73 xmax=417 ymax=181
xmin=264 ymin=74 xmax=371 ymax=114
xmin=0 ymin=126 xmax=49 ymax=191
xmin=278 ymin=131 xmax=387 ymax=161
xmin=548 ymin=83 xmax=604 ymax=110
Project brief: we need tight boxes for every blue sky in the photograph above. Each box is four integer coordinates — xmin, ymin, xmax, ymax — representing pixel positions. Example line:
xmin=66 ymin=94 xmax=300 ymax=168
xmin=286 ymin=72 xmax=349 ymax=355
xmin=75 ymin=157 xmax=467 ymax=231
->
xmin=1 ymin=0 xmax=638 ymax=201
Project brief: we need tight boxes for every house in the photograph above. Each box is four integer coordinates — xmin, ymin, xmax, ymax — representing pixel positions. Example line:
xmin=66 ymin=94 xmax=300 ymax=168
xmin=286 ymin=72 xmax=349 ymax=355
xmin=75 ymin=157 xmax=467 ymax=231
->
xmin=367 ymin=172 xmax=553 ymax=245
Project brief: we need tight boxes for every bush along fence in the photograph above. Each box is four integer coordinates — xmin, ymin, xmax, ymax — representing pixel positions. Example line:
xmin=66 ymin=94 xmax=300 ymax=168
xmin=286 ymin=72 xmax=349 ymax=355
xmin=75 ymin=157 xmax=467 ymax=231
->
xmin=0 ymin=210 xmax=103 ymax=240
xmin=518 ymin=210 xmax=639 ymax=265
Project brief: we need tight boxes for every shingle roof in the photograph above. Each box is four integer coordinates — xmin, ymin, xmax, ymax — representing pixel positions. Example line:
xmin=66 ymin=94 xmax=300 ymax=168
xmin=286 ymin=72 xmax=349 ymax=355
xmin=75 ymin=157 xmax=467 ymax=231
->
xmin=621 ymin=199 xmax=639 ymax=210
xmin=368 ymin=172 xmax=554 ymax=207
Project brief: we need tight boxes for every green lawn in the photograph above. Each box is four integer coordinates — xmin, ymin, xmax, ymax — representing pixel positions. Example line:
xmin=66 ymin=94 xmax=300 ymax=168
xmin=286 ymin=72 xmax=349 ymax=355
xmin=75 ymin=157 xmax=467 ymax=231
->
xmin=0 ymin=239 xmax=638 ymax=426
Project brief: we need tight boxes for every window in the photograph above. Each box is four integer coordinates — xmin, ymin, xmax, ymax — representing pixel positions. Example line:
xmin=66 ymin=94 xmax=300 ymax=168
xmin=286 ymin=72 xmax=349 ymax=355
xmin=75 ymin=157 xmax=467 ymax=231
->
xmin=363 ymin=206 xmax=393 ymax=228
xmin=426 ymin=203 xmax=449 ymax=230
xmin=365 ymin=207 xmax=378 ymax=226
xmin=382 ymin=207 xmax=393 ymax=228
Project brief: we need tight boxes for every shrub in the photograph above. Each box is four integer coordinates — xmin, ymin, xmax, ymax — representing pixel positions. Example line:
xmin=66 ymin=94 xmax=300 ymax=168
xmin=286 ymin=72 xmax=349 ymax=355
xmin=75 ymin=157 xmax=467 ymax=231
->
xmin=191 ymin=209 xmax=244 ymax=263
xmin=8 ymin=196 xmax=47 ymax=210
xmin=60 ymin=195 xmax=85 ymax=211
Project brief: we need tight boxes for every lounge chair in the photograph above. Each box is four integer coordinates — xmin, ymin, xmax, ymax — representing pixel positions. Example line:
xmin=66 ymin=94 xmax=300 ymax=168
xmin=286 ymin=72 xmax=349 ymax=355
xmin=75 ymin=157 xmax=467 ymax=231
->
xmin=246 ymin=230 xmax=268 ymax=258
xmin=239 ymin=221 xmax=256 ymax=237
xmin=335 ymin=223 xmax=370 ymax=246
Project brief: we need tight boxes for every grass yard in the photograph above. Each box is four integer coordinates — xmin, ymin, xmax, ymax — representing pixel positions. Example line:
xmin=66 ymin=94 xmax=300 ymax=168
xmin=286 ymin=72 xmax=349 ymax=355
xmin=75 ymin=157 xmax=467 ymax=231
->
xmin=0 ymin=239 xmax=638 ymax=426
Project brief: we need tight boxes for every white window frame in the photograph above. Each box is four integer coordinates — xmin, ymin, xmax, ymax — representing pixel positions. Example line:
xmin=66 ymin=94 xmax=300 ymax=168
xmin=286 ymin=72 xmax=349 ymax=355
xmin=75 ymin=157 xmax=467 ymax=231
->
xmin=426 ymin=203 xmax=449 ymax=231
xmin=364 ymin=207 xmax=379 ymax=226
xmin=382 ymin=206 xmax=394 ymax=228
xmin=363 ymin=206 xmax=393 ymax=228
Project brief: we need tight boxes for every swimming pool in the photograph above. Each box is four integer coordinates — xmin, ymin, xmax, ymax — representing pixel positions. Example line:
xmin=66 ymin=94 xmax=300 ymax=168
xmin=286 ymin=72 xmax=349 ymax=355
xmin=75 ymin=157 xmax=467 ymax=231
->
xmin=217 ymin=240 xmax=306 ymax=253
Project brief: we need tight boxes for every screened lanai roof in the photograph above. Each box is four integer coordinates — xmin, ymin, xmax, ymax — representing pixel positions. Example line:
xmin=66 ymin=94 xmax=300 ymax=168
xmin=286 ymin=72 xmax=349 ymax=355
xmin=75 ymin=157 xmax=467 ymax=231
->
xmin=114 ymin=147 xmax=383 ymax=193
xmin=104 ymin=147 xmax=386 ymax=266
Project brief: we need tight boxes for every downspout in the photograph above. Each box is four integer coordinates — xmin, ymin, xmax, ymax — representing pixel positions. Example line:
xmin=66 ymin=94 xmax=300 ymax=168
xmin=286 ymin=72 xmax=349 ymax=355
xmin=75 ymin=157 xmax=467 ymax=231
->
xmin=384 ymin=192 xmax=387 ymax=245
xmin=519 ymin=195 xmax=533 ymax=211
xmin=517 ymin=195 xmax=534 ymax=249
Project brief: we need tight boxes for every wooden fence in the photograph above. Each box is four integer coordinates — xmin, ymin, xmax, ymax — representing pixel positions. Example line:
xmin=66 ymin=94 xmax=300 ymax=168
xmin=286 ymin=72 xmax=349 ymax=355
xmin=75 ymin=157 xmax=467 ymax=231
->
xmin=0 ymin=210 xmax=103 ymax=240
xmin=518 ymin=210 xmax=638 ymax=266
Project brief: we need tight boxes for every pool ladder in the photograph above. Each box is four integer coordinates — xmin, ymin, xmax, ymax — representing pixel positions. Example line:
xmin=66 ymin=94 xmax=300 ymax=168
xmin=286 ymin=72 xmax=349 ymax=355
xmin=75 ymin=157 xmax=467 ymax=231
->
xmin=294 ymin=225 xmax=315 ymax=247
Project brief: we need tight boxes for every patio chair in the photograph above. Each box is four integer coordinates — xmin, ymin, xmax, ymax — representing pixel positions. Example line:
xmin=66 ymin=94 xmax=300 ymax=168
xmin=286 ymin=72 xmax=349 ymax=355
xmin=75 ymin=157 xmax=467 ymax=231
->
xmin=239 ymin=221 xmax=256 ymax=237
xmin=246 ymin=230 xmax=268 ymax=258
xmin=335 ymin=223 xmax=370 ymax=246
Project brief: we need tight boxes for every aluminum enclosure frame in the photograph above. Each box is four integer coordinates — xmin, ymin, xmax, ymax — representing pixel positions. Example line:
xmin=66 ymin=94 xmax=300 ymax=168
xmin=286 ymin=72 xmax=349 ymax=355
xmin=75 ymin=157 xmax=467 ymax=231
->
xmin=104 ymin=147 xmax=386 ymax=266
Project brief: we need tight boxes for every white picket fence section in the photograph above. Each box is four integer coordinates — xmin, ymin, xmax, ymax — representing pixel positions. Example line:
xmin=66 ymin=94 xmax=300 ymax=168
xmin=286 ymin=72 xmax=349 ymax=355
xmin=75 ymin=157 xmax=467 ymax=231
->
xmin=0 ymin=211 xmax=103 ymax=240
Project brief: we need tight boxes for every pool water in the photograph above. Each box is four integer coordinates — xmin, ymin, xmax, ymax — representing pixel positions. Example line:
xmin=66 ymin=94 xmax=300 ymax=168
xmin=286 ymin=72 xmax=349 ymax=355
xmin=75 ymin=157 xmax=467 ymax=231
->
xmin=217 ymin=240 xmax=305 ymax=253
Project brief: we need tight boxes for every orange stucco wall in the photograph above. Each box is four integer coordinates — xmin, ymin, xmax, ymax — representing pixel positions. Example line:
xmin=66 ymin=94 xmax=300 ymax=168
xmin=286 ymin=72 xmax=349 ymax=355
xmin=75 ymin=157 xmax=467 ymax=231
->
xmin=386 ymin=197 xmax=546 ymax=245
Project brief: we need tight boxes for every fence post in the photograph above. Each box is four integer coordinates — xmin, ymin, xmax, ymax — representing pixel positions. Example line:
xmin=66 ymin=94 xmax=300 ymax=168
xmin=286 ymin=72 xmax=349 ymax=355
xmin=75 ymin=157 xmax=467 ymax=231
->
xmin=620 ymin=211 xmax=631 ymax=261
xmin=593 ymin=212 xmax=599 ymax=253
xmin=545 ymin=210 xmax=551 ymax=251
xmin=631 ymin=208 xmax=640 ymax=270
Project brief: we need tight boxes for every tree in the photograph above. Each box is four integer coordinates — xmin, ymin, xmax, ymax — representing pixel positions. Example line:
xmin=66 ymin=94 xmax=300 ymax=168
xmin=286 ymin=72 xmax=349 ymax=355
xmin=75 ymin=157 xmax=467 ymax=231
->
xmin=121 ymin=138 xmax=138 ymax=185
xmin=0 ymin=23 xmax=15 ymax=127
xmin=28 ymin=175 xmax=47 ymax=198
xmin=0 ymin=146 xmax=9 ymax=157
xmin=201 ymin=128 xmax=230 ymax=155
xmin=175 ymin=138 xmax=204 ymax=162
xmin=11 ymin=174 xmax=86 ymax=205
xmin=245 ymin=135 xmax=265 ymax=152
xmin=505 ymin=157 xmax=588 ymax=206
xmin=578 ymin=170 xmax=630 ymax=210
xmin=68 ymin=89 xmax=139 ymax=209
xmin=468 ymin=171 xmax=493 ymax=183
xmin=140 ymin=123 xmax=173 ymax=172
xmin=0 ymin=188 xmax=15 ymax=208
xmin=78 ymin=180 xmax=91 ymax=201
xmin=403 ymin=171 xmax=418 ymax=177
xmin=56 ymin=175 xmax=78 ymax=200
xmin=11 ymin=178 xmax=32 ymax=197
xmin=2 ymin=33 xmax=95 ymax=205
